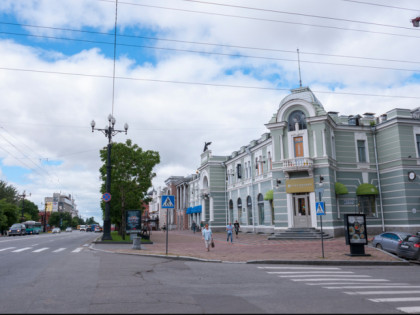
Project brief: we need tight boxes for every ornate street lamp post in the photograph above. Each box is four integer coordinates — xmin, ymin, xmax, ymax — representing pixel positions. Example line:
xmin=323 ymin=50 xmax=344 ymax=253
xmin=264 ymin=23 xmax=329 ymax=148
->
xmin=91 ymin=114 xmax=128 ymax=240
xmin=18 ymin=191 xmax=31 ymax=222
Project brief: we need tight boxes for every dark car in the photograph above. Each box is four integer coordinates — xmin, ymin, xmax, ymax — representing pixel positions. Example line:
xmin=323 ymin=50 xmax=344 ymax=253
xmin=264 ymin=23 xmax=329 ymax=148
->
xmin=371 ymin=231 xmax=412 ymax=254
xmin=397 ymin=235 xmax=420 ymax=260
xmin=8 ymin=223 xmax=26 ymax=236
xmin=86 ymin=226 xmax=92 ymax=232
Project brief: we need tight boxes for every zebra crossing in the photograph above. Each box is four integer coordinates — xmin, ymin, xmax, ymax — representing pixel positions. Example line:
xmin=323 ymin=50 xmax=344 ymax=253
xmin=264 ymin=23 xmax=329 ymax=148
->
xmin=0 ymin=245 xmax=89 ymax=254
xmin=258 ymin=266 xmax=420 ymax=314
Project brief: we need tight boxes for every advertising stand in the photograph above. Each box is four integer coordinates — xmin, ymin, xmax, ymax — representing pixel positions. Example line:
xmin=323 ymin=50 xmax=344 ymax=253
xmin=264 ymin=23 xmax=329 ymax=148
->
xmin=344 ymin=214 xmax=370 ymax=256
xmin=126 ymin=210 xmax=142 ymax=250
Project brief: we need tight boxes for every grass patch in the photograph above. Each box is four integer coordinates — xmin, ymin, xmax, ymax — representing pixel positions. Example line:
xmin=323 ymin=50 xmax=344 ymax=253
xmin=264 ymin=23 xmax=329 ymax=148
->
xmin=101 ymin=231 xmax=152 ymax=243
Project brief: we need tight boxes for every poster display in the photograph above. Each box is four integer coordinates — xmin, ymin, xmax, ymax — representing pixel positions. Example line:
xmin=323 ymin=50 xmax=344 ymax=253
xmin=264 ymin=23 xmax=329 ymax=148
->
xmin=344 ymin=214 xmax=368 ymax=245
xmin=126 ymin=210 xmax=142 ymax=234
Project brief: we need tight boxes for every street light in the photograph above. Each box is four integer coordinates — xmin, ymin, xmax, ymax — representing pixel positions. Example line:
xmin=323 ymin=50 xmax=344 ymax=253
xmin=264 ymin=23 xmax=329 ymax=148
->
xmin=18 ymin=191 xmax=31 ymax=222
xmin=91 ymin=114 xmax=128 ymax=240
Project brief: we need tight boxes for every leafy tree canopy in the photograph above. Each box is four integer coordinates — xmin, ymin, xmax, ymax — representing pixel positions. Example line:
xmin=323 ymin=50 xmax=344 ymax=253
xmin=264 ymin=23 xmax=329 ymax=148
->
xmin=99 ymin=139 xmax=160 ymax=237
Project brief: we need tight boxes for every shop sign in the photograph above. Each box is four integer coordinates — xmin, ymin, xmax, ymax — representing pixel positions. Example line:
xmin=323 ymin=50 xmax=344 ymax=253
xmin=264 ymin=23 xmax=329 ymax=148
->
xmin=286 ymin=178 xmax=315 ymax=193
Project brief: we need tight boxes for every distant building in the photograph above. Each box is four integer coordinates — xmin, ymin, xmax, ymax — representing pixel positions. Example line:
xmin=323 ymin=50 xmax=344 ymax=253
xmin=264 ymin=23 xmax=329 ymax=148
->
xmin=44 ymin=193 xmax=78 ymax=218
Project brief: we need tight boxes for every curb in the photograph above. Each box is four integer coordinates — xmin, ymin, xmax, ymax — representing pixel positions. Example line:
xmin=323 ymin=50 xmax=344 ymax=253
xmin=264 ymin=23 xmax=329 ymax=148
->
xmin=89 ymin=243 xmax=411 ymax=266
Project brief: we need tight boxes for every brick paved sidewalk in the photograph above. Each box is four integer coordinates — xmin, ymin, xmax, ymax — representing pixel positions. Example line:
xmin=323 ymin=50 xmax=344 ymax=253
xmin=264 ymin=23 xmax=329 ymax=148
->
xmin=97 ymin=230 xmax=408 ymax=264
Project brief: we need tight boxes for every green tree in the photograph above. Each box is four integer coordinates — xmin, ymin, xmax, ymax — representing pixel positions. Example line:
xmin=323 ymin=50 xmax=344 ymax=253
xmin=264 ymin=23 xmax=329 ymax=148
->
xmin=99 ymin=139 xmax=160 ymax=239
xmin=0 ymin=199 xmax=19 ymax=232
xmin=48 ymin=212 xmax=72 ymax=229
xmin=85 ymin=217 xmax=98 ymax=225
xmin=72 ymin=216 xmax=85 ymax=228
xmin=0 ymin=180 xmax=18 ymax=204
xmin=20 ymin=199 xmax=39 ymax=221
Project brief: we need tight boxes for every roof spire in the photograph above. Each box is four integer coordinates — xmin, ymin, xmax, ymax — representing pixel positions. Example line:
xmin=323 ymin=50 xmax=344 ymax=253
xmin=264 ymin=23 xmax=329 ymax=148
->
xmin=297 ymin=48 xmax=302 ymax=88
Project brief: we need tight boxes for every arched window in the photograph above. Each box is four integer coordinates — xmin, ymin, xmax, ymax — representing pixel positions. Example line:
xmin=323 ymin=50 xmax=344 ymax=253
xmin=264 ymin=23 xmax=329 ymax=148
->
xmin=237 ymin=198 xmax=242 ymax=224
xmin=257 ymin=193 xmax=264 ymax=225
xmin=247 ymin=196 xmax=253 ymax=225
xmin=288 ymin=110 xmax=307 ymax=131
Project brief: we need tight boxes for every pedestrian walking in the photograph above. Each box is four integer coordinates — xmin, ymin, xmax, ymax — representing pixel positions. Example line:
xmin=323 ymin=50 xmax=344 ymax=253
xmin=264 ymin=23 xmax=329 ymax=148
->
xmin=201 ymin=223 xmax=213 ymax=252
xmin=234 ymin=220 xmax=240 ymax=238
xmin=226 ymin=222 xmax=233 ymax=243
xmin=191 ymin=221 xmax=197 ymax=234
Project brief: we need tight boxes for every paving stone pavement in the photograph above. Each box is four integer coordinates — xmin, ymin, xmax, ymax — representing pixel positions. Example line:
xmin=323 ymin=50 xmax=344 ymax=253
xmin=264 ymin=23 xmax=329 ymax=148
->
xmin=92 ymin=230 xmax=410 ymax=265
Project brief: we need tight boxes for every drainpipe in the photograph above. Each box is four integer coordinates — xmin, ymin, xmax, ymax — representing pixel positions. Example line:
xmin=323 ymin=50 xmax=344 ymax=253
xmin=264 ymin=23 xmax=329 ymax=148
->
xmin=371 ymin=125 xmax=385 ymax=232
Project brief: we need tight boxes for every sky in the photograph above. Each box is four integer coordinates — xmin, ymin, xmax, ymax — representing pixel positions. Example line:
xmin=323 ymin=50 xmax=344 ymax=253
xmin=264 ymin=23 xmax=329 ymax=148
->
xmin=0 ymin=0 xmax=419 ymax=225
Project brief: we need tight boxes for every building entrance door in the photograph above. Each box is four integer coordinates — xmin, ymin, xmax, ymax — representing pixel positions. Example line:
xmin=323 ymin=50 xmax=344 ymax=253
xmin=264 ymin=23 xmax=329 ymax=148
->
xmin=293 ymin=193 xmax=311 ymax=228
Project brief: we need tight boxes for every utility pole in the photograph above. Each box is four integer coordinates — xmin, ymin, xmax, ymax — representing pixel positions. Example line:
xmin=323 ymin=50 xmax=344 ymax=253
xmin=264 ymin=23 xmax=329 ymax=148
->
xmin=18 ymin=191 xmax=31 ymax=222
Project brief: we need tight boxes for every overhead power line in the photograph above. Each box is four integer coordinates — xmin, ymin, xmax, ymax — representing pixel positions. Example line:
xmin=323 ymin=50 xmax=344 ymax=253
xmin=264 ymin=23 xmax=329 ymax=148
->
xmin=94 ymin=0 xmax=420 ymax=39
xmin=0 ymin=65 xmax=419 ymax=100
xmin=340 ymin=0 xmax=420 ymax=12
xmin=2 ymin=22 xmax=420 ymax=66
xmin=2 ymin=30 xmax=420 ymax=72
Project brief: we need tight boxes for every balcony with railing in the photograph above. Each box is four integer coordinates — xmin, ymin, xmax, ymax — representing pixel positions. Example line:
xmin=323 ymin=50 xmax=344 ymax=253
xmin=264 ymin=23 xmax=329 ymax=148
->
xmin=282 ymin=157 xmax=314 ymax=173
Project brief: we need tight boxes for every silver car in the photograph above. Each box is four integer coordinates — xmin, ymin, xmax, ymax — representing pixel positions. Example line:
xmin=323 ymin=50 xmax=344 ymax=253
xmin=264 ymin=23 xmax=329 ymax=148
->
xmin=372 ymin=232 xmax=412 ymax=254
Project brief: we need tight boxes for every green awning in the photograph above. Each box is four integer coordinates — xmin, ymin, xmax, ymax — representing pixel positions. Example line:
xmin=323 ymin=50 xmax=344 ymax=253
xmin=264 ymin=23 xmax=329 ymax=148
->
xmin=335 ymin=182 xmax=348 ymax=195
xmin=264 ymin=190 xmax=273 ymax=201
xmin=356 ymin=183 xmax=379 ymax=195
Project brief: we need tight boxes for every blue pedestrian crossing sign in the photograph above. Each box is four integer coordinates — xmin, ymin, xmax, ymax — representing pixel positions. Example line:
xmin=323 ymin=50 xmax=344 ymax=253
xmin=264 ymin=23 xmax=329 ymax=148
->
xmin=161 ymin=195 xmax=175 ymax=209
xmin=316 ymin=202 xmax=325 ymax=215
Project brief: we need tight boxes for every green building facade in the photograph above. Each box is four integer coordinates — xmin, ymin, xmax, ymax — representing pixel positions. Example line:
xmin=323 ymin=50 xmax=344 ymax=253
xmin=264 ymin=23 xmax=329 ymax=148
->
xmin=176 ymin=87 xmax=420 ymax=236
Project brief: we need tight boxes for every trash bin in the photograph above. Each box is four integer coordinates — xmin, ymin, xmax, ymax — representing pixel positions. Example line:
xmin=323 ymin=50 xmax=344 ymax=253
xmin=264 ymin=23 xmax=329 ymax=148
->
xmin=132 ymin=237 xmax=141 ymax=250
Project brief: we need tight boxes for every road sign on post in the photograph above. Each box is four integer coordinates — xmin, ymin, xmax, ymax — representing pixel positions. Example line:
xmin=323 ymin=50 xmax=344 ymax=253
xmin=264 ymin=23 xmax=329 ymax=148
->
xmin=102 ymin=192 xmax=111 ymax=202
xmin=316 ymin=202 xmax=325 ymax=215
xmin=161 ymin=195 xmax=175 ymax=255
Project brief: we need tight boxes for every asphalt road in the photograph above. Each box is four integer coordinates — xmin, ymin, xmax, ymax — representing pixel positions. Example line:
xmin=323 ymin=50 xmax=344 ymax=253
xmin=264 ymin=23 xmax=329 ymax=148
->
xmin=1 ymin=233 xmax=420 ymax=314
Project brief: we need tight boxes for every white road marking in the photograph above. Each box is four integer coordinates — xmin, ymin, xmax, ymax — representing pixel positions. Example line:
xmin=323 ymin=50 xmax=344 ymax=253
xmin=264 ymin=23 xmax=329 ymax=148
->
xmin=267 ymin=271 xmax=353 ymax=274
xmin=32 ymin=248 xmax=49 ymax=253
xmin=71 ymin=248 xmax=83 ymax=253
xmin=0 ymin=247 xmax=16 ymax=251
xmin=258 ymin=266 xmax=341 ymax=270
xmin=292 ymin=278 xmax=389 ymax=282
xmin=279 ymin=274 xmax=370 ymax=278
xmin=345 ymin=290 xmax=420 ymax=295
xmin=307 ymin=282 xmax=404 ymax=286
xmin=396 ymin=307 xmax=420 ymax=314
xmin=12 ymin=247 xmax=32 ymax=252
xmin=52 ymin=248 xmax=66 ymax=253
xmin=324 ymin=285 xmax=413 ymax=289
xmin=370 ymin=297 xmax=420 ymax=303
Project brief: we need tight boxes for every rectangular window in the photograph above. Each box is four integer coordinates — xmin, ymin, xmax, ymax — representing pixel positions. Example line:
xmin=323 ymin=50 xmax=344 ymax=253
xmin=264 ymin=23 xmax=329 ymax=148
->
xmin=417 ymin=134 xmax=420 ymax=157
xmin=357 ymin=140 xmax=366 ymax=162
xmin=294 ymin=137 xmax=304 ymax=157
xmin=237 ymin=164 xmax=242 ymax=179
xmin=358 ymin=195 xmax=376 ymax=217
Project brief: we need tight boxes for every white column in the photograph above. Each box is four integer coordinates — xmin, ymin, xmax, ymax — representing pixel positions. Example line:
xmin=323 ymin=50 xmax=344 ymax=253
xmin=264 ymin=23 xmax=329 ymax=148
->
xmin=210 ymin=197 xmax=214 ymax=221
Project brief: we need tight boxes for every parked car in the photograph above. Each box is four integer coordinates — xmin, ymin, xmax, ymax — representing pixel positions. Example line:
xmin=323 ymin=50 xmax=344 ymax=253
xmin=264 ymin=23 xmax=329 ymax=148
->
xmin=372 ymin=231 xmax=412 ymax=254
xmin=397 ymin=235 xmax=420 ymax=260
xmin=65 ymin=227 xmax=72 ymax=232
xmin=8 ymin=223 xmax=26 ymax=236
xmin=52 ymin=227 xmax=61 ymax=234
xmin=94 ymin=226 xmax=101 ymax=233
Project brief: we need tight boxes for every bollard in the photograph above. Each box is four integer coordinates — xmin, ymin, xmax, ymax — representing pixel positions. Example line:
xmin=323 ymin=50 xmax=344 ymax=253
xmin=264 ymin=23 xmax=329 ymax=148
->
xmin=132 ymin=237 xmax=141 ymax=250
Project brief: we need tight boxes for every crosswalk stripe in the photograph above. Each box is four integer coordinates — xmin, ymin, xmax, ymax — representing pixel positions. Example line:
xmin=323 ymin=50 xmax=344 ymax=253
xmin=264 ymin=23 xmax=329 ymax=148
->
xmin=12 ymin=247 xmax=32 ymax=252
xmin=52 ymin=248 xmax=66 ymax=253
xmin=32 ymin=248 xmax=49 ymax=253
xmin=292 ymin=278 xmax=389 ymax=282
xmin=0 ymin=247 xmax=16 ymax=251
xmin=280 ymin=274 xmax=370 ymax=278
xmin=258 ymin=266 xmax=340 ymax=270
xmin=396 ymin=307 xmax=420 ymax=314
xmin=267 ymin=271 xmax=353 ymax=274
xmin=71 ymin=248 xmax=83 ymax=253
xmin=345 ymin=291 xmax=420 ymax=295
xmin=324 ymin=285 xmax=414 ymax=289
xmin=370 ymin=297 xmax=420 ymax=303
